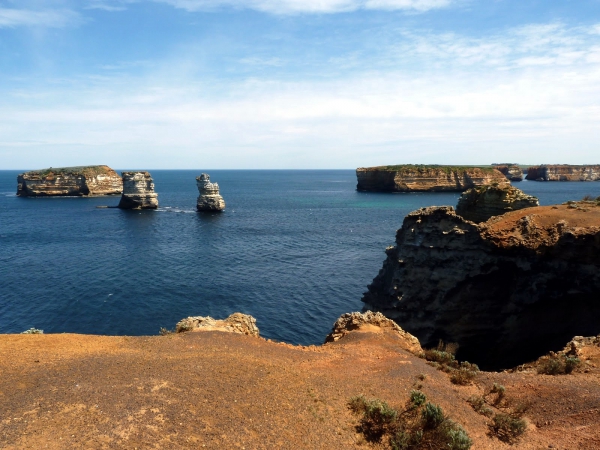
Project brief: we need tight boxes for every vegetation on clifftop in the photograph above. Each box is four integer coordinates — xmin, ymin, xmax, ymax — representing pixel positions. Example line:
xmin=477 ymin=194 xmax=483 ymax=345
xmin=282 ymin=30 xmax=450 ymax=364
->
xmin=24 ymin=165 xmax=114 ymax=177
xmin=358 ymin=164 xmax=499 ymax=174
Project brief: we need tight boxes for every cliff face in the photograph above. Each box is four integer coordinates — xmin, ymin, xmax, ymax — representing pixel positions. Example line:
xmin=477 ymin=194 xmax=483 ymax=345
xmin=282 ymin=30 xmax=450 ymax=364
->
xmin=492 ymin=164 xmax=524 ymax=181
xmin=117 ymin=172 xmax=158 ymax=209
xmin=16 ymin=165 xmax=122 ymax=197
xmin=526 ymin=165 xmax=600 ymax=181
xmin=455 ymin=184 xmax=539 ymax=223
xmin=356 ymin=165 xmax=508 ymax=192
xmin=362 ymin=203 xmax=600 ymax=369
xmin=196 ymin=173 xmax=225 ymax=212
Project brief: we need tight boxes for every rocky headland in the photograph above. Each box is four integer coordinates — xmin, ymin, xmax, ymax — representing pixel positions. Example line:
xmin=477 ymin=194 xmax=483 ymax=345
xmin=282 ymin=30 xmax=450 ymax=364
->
xmin=16 ymin=165 xmax=122 ymax=197
xmin=362 ymin=199 xmax=600 ymax=370
xmin=356 ymin=165 xmax=508 ymax=192
xmin=455 ymin=183 xmax=539 ymax=223
xmin=2 ymin=312 xmax=600 ymax=449
xmin=117 ymin=171 xmax=158 ymax=210
xmin=492 ymin=164 xmax=524 ymax=182
xmin=526 ymin=165 xmax=600 ymax=181
xmin=196 ymin=173 xmax=225 ymax=212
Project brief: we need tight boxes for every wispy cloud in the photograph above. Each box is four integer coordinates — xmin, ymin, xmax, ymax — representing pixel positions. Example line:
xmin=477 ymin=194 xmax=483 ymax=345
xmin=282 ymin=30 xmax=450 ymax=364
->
xmin=0 ymin=7 xmax=81 ymax=28
xmin=86 ymin=2 xmax=128 ymax=12
xmin=154 ymin=0 xmax=454 ymax=14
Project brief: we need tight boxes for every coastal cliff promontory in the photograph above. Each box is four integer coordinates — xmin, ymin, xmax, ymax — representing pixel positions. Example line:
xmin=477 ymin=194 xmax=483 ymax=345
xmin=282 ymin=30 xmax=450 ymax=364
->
xmin=117 ymin=171 xmax=158 ymax=209
xmin=526 ymin=165 xmax=600 ymax=181
xmin=16 ymin=165 xmax=122 ymax=197
xmin=362 ymin=201 xmax=600 ymax=369
xmin=356 ymin=165 xmax=508 ymax=192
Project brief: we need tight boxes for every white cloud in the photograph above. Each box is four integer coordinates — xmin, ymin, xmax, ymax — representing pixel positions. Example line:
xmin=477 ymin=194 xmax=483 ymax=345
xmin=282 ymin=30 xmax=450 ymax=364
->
xmin=86 ymin=2 xmax=128 ymax=11
xmin=154 ymin=0 xmax=454 ymax=14
xmin=2 ymin=22 xmax=600 ymax=168
xmin=0 ymin=7 xmax=81 ymax=27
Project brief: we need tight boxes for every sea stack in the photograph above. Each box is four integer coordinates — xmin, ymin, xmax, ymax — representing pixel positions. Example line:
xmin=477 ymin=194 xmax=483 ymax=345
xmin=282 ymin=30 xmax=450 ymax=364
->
xmin=196 ymin=173 xmax=225 ymax=212
xmin=16 ymin=165 xmax=122 ymax=197
xmin=117 ymin=172 xmax=158 ymax=210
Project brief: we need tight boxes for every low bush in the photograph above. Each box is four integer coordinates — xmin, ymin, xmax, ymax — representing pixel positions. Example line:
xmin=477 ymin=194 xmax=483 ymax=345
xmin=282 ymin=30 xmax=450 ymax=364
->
xmin=467 ymin=395 xmax=494 ymax=418
xmin=537 ymin=355 xmax=581 ymax=375
xmin=349 ymin=392 xmax=472 ymax=449
xmin=490 ymin=413 xmax=526 ymax=443
xmin=422 ymin=345 xmax=479 ymax=385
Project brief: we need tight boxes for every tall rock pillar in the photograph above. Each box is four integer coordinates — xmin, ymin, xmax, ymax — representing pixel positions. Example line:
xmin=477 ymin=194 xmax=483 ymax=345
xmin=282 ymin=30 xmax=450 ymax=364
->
xmin=118 ymin=171 xmax=158 ymax=209
xmin=196 ymin=173 xmax=225 ymax=212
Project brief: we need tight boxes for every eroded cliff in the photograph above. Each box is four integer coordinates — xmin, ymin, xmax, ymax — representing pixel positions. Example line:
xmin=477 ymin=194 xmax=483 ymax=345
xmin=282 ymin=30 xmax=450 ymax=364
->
xmin=526 ymin=165 xmax=600 ymax=181
xmin=362 ymin=202 xmax=600 ymax=369
xmin=196 ymin=173 xmax=225 ymax=212
xmin=492 ymin=164 xmax=524 ymax=182
xmin=16 ymin=165 xmax=122 ymax=197
xmin=356 ymin=165 xmax=508 ymax=192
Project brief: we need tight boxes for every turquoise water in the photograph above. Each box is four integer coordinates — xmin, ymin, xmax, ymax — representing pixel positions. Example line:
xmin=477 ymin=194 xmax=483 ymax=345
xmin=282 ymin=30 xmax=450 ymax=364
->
xmin=0 ymin=170 xmax=597 ymax=344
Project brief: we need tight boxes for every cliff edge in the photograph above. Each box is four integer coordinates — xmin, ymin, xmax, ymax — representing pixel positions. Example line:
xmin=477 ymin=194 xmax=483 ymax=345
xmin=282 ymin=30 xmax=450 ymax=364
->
xmin=526 ymin=165 xmax=600 ymax=181
xmin=356 ymin=165 xmax=508 ymax=192
xmin=16 ymin=165 xmax=122 ymax=197
xmin=362 ymin=201 xmax=600 ymax=369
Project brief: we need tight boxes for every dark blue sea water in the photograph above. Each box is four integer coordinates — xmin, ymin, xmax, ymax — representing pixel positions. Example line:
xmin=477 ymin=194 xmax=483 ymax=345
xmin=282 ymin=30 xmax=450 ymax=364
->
xmin=1 ymin=171 xmax=598 ymax=344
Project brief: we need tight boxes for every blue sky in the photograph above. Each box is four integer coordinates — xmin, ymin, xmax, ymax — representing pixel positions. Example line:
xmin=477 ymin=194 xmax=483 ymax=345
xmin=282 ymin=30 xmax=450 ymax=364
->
xmin=1 ymin=0 xmax=599 ymax=169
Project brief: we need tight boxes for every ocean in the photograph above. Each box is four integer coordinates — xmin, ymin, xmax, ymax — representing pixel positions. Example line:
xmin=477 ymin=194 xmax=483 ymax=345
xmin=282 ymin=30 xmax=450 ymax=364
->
xmin=1 ymin=170 xmax=598 ymax=344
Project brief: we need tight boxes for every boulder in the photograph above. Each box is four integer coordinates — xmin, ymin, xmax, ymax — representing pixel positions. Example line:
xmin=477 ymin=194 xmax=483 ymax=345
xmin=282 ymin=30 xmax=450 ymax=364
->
xmin=455 ymin=183 xmax=539 ymax=223
xmin=175 ymin=313 xmax=259 ymax=336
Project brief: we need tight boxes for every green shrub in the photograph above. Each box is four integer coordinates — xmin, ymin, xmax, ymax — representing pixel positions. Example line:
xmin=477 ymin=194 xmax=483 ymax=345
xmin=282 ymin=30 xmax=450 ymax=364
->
xmin=423 ymin=349 xmax=455 ymax=365
xmin=410 ymin=390 xmax=427 ymax=408
xmin=467 ymin=395 xmax=495 ymax=418
xmin=443 ymin=421 xmax=473 ymax=450
xmin=349 ymin=395 xmax=472 ymax=449
xmin=159 ymin=327 xmax=174 ymax=335
xmin=490 ymin=383 xmax=506 ymax=405
xmin=490 ymin=413 xmax=526 ymax=443
xmin=537 ymin=355 xmax=581 ymax=375
xmin=450 ymin=363 xmax=479 ymax=385
xmin=422 ymin=403 xmax=445 ymax=429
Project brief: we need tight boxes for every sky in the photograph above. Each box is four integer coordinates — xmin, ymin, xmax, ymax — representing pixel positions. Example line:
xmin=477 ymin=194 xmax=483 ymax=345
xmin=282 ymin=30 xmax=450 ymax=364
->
xmin=1 ymin=0 xmax=599 ymax=169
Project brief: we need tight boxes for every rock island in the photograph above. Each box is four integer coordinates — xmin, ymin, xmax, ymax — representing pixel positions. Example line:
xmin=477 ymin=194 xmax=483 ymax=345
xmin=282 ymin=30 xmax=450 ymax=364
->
xmin=16 ymin=165 xmax=122 ymax=197
xmin=356 ymin=165 xmax=508 ymax=192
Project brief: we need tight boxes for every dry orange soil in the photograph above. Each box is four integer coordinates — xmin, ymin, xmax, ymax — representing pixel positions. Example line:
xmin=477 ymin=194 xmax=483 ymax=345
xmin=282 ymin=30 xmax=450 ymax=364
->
xmin=1 ymin=327 xmax=600 ymax=449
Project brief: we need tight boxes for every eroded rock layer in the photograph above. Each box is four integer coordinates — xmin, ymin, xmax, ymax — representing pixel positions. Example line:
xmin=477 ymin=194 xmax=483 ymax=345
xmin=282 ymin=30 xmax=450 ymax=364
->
xmin=117 ymin=171 xmax=158 ymax=209
xmin=456 ymin=184 xmax=539 ymax=223
xmin=196 ymin=173 xmax=225 ymax=212
xmin=176 ymin=313 xmax=259 ymax=336
xmin=362 ymin=203 xmax=600 ymax=369
xmin=492 ymin=164 xmax=524 ymax=181
xmin=356 ymin=165 xmax=508 ymax=192
xmin=526 ymin=165 xmax=600 ymax=181
xmin=16 ymin=165 xmax=122 ymax=197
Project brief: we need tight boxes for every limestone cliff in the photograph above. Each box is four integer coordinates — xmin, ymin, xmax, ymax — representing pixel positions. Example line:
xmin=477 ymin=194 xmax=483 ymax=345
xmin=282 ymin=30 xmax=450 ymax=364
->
xmin=492 ymin=164 xmax=524 ymax=181
xmin=16 ymin=165 xmax=122 ymax=197
xmin=117 ymin=171 xmax=158 ymax=209
xmin=361 ymin=203 xmax=600 ymax=369
xmin=455 ymin=184 xmax=539 ymax=223
xmin=356 ymin=165 xmax=508 ymax=192
xmin=196 ymin=173 xmax=225 ymax=212
xmin=526 ymin=165 xmax=600 ymax=181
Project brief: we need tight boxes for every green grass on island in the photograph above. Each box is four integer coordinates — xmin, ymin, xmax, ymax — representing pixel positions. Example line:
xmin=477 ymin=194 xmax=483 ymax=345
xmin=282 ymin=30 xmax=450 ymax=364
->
xmin=25 ymin=166 xmax=113 ymax=177
xmin=360 ymin=164 xmax=500 ymax=174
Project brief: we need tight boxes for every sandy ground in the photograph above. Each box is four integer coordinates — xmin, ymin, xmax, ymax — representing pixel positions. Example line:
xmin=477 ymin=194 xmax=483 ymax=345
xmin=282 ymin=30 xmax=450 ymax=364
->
xmin=1 ymin=328 xmax=599 ymax=449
